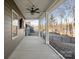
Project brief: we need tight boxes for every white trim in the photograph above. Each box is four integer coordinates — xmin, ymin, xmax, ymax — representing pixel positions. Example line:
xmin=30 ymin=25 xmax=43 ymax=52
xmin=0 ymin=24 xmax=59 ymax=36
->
xmin=12 ymin=36 xmax=18 ymax=40
xmin=47 ymin=0 xmax=65 ymax=13
xmin=12 ymin=9 xmax=19 ymax=17
xmin=48 ymin=44 xmax=65 ymax=59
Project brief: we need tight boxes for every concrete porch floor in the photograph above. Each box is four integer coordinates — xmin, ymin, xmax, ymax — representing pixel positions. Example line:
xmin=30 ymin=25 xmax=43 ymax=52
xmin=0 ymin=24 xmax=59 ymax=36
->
xmin=8 ymin=36 xmax=61 ymax=59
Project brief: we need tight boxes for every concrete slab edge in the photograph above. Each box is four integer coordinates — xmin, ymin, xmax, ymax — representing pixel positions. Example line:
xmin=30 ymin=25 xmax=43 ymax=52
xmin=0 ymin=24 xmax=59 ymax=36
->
xmin=47 ymin=44 xmax=65 ymax=59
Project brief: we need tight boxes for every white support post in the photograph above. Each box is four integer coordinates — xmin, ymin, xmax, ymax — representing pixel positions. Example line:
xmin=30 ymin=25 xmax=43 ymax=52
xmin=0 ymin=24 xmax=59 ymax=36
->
xmin=39 ymin=19 xmax=41 ymax=37
xmin=45 ymin=12 xmax=49 ymax=44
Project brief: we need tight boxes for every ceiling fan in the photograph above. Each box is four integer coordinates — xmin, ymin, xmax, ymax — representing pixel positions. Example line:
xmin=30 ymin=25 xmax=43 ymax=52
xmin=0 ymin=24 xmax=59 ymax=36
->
xmin=26 ymin=5 xmax=40 ymax=15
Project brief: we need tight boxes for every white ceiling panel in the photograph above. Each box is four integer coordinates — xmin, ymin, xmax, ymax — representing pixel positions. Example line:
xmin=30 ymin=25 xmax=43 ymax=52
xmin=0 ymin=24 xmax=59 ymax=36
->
xmin=14 ymin=0 xmax=64 ymax=20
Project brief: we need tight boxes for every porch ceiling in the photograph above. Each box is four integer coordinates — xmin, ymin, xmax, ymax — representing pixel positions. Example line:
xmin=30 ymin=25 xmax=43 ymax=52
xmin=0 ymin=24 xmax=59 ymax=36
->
xmin=14 ymin=0 xmax=64 ymax=20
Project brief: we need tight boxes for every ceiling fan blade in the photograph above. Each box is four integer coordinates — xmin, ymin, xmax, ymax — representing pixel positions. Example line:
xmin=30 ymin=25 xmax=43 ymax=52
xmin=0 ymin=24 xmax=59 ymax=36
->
xmin=35 ymin=12 xmax=40 ymax=13
xmin=35 ymin=8 xmax=39 ymax=11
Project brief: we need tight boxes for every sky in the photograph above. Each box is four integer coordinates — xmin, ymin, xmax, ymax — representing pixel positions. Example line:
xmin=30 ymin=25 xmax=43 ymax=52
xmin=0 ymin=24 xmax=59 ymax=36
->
xmin=30 ymin=20 xmax=38 ymax=26
xmin=49 ymin=0 xmax=75 ymax=24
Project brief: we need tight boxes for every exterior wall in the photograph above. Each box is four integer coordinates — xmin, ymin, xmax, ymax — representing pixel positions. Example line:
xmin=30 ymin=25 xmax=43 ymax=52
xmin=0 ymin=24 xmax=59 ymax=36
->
xmin=4 ymin=0 xmax=25 ymax=59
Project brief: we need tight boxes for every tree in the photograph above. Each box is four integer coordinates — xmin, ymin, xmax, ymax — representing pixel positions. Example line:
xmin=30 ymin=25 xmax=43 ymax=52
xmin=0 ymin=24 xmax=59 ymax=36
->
xmin=50 ymin=14 xmax=56 ymax=32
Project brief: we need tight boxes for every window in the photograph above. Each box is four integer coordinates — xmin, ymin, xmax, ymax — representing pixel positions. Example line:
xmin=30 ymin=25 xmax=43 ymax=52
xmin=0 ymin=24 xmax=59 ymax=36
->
xmin=11 ymin=9 xmax=19 ymax=40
